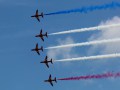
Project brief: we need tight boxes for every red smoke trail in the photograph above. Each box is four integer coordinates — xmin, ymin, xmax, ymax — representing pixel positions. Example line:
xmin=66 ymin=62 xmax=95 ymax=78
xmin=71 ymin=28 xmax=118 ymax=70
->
xmin=58 ymin=72 xmax=120 ymax=80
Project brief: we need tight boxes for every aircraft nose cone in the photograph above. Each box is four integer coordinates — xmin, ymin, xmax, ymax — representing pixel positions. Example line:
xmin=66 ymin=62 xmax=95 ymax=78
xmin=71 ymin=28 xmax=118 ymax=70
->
xmin=40 ymin=61 xmax=43 ymax=63
xmin=44 ymin=80 xmax=47 ymax=82
xmin=35 ymin=35 xmax=38 ymax=37
xmin=31 ymin=49 xmax=34 ymax=51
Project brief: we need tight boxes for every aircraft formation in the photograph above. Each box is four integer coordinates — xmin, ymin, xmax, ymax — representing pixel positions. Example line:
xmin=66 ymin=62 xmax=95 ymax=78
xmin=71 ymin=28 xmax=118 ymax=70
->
xmin=30 ymin=1 xmax=120 ymax=88
xmin=31 ymin=9 xmax=56 ymax=86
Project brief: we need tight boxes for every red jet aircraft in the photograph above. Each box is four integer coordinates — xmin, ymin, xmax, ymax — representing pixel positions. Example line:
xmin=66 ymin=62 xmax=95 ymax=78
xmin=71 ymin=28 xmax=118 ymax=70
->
xmin=40 ymin=56 xmax=53 ymax=68
xmin=31 ymin=9 xmax=43 ymax=22
xmin=35 ymin=29 xmax=48 ymax=42
xmin=31 ymin=43 xmax=43 ymax=55
xmin=44 ymin=74 xmax=57 ymax=86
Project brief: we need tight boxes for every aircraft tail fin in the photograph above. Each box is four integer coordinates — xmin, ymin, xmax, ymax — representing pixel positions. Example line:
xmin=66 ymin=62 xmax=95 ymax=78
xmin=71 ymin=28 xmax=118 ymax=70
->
xmin=41 ymin=46 xmax=43 ymax=52
xmin=41 ymin=12 xmax=44 ymax=18
xmin=54 ymin=77 xmax=57 ymax=83
xmin=50 ymin=59 xmax=53 ymax=64
xmin=45 ymin=32 xmax=48 ymax=38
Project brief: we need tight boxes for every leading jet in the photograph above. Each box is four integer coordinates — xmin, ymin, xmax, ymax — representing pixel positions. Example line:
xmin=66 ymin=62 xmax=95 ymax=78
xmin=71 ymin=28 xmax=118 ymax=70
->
xmin=31 ymin=9 xmax=43 ymax=22
xmin=31 ymin=43 xmax=43 ymax=55
xmin=40 ymin=56 xmax=53 ymax=68
xmin=44 ymin=74 xmax=57 ymax=86
xmin=35 ymin=29 xmax=48 ymax=42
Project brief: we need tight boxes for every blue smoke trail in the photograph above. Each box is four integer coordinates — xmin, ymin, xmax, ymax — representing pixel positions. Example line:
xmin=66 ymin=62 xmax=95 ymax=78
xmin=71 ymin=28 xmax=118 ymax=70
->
xmin=45 ymin=2 xmax=120 ymax=16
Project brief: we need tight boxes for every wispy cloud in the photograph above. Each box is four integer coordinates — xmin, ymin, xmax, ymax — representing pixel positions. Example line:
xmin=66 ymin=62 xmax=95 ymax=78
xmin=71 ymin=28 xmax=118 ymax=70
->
xmin=88 ymin=16 xmax=120 ymax=55
xmin=47 ymin=37 xmax=78 ymax=60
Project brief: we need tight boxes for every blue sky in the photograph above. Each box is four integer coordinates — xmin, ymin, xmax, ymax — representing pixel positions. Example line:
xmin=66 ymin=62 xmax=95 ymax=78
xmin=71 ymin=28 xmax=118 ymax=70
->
xmin=0 ymin=0 xmax=120 ymax=90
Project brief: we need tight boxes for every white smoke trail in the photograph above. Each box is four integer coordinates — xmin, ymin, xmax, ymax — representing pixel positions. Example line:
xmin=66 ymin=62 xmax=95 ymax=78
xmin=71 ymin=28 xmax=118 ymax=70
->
xmin=48 ymin=24 xmax=120 ymax=35
xmin=45 ymin=38 xmax=120 ymax=49
xmin=55 ymin=53 xmax=120 ymax=62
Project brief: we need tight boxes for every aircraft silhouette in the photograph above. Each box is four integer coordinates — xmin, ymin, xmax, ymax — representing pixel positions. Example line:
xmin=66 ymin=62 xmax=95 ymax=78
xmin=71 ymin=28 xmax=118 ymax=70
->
xmin=35 ymin=29 xmax=48 ymax=42
xmin=31 ymin=9 xmax=43 ymax=22
xmin=44 ymin=74 xmax=57 ymax=86
xmin=31 ymin=43 xmax=43 ymax=55
xmin=40 ymin=56 xmax=53 ymax=68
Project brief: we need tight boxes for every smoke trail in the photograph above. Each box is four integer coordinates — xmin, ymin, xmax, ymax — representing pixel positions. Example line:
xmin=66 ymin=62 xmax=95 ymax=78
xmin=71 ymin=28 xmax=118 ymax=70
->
xmin=58 ymin=72 xmax=120 ymax=80
xmin=45 ymin=38 xmax=120 ymax=49
xmin=49 ymin=24 xmax=120 ymax=35
xmin=45 ymin=2 xmax=120 ymax=16
xmin=55 ymin=53 xmax=120 ymax=62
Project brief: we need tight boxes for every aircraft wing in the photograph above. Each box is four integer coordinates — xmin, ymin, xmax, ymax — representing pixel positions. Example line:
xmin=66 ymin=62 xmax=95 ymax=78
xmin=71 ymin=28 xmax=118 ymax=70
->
xmin=50 ymin=82 xmax=53 ymax=86
xmin=40 ymin=29 xmax=42 ymax=34
xmin=37 ymin=51 xmax=40 ymax=55
xmin=49 ymin=75 xmax=51 ymax=79
xmin=36 ymin=9 xmax=38 ymax=15
xmin=36 ymin=17 xmax=40 ymax=22
xmin=40 ymin=37 xmax=44 ymax=42
xmin=46 ymin=63 xmax=49 ymax=68
xmin=36 ymin=43 xmax=38 ymax=48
